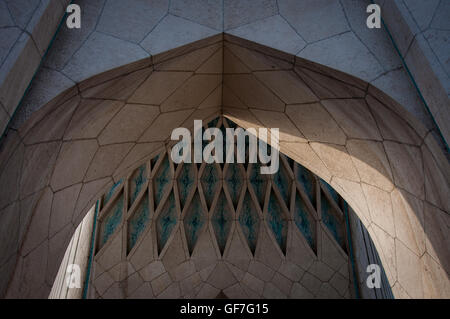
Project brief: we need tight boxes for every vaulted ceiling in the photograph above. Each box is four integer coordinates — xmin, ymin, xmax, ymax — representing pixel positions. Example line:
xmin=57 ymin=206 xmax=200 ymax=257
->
xmin=1 ymin=36 xmax=448 ymax=299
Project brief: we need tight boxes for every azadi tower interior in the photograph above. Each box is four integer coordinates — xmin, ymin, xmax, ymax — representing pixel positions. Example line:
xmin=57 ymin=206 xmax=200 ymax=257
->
xmin=0 ymin=0 xmax=448 ymax=299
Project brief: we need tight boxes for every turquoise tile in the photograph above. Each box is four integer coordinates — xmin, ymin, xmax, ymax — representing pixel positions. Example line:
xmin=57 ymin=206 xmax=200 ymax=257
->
xmin=212 ymin=191 xmax=232 ymax=255
xmin=201 ymin=164 xmax=219 ymax=209
xmin=183 ymin=192 xmax=205 ymax=255
xmin=129 ymin=164 xmax=147 ymax=208
xmin=294 ymin=191 xmax=316 ymax=252
xmin=320 ymin=178 xmax=339 ymax=205
xmin=103 ymin=179 xmax=123 ymax=207
xmin=225 ymin=164 xmax=243 ymax=208
xmin=128 ymin=195 xmax=150 ymax=253
xmin=178 ymin=163 xmax=195 ymax=210
xmin=156 ymin=191 xmax=178 ymax=253
xmin=249 ymin=162 xmax=267 ymax=209
xmin=267 ymin=191 xmax=288 ymax=254
xmin=99 ymin=193 xmax=124 ymax=249
xmin=154 ymin=154 xmax=172 ymax=208
xmin=239 ymin=191 xmax=260 ymax=254
xmin=273 ymin=162 xmax=291 ymax=208
xmin=296 ymin=165 xmax=316 ymax=207
xmin=321 ymin=191 xmax=346 ymax=251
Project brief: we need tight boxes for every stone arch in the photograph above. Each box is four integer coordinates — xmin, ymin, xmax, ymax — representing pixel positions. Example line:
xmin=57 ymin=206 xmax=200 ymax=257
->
xmin=0 ymin=35 xmax=448 ymax=298
xmin=71 ymin=114 xmax=394 ymax=299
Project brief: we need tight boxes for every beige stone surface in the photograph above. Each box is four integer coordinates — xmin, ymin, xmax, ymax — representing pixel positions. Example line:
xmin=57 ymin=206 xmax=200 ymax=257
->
xmin=248 ymin=261 xmax=275 ymax=282
xmin=50 ymin=140 xmax=99 ymax=191
xmin=362 ymin=184 xmax=395 ymax=237
xmin=20 ymin=142 xmax=60 ymax=197
xmin=330 ymin=177 xmax=372 ymax=227
xmin=322 ymin=99 xmax=382 ymax=141
xmin=129 ymin=72 xmax=193 ymax=105
xmin=279 ymin=142 xmax=332 ymax=183
xmin=23 ymin=96 xmax=80 ymax=145
xmin=310 ymin=143 xmax=359 ymax=182
xmin=81 ymin=68 xmax=153 ymax=101
xmin=253 ymin=71 xmax=318 ymax=104
xmin=21 ymin=187 xmax=53 ymax=256
xmin=391 ymin=189 xmax=426 ymax=257
xmin=224 ymin=74 xmax=285 ymax=112
xmin=156 ymin=43 xmax=221 ymax=72
xmin=367 ymin=96 xmax=422 ymax=146
xmin=286 ymin=103 xmax=347 ymax=145
xmin=0 ymin=202 xmax=20 ymax=266
xmin=421 ymin=253 xmax=450 ymax=298
xmin=369 ymin=224 xmax=398 ymax=285
xmin=395 ymin=239 xmax=424 ymax=299
xmin=250 ymin=109 xmax=306 ymax=143
xmin=225 ymin=42 xmax=293 ymax=71
xmin=161 ymin=75 xmax=221 ymax=112
xmin=64 ymin=99 xmax=124 ymax=140
xmin=140 ymin=261 xmax=166 ymax=282
xmin=346 ymin=139 xmax=394 ymax=192
xmin=422 ymin=146 xmax=450 ymax=213
xmin=49 ymin=183 xmax=82 ymax=238
xmin=423 ymin=203 xmax=450 ymax=273
xmin=295 ymin=67 xmax=365 ymax=99
xmin=85 ymin=143 xmax=134 ymax=182
xmin=384 ymin=141 xmax=424 ymax=199
xmin=73 ymin=177 xmax=111 ymax=226
xmin=98 ymin=105 xmax=160 ymax=145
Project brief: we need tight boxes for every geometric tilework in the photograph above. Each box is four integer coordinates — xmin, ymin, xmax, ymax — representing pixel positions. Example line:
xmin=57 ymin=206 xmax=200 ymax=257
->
xmin=153 ymin=154 xmax=173 ymax=209
xmin=200 ymin=163 xmax=220 ymax=210
xmin=293 ymin=190 xmax=316 ymax=252
xmin=295 ymin=165 xmax=316 ymax=208
xmin=320 ymin=185 xmax=346 ymax=252
xmin=266 ymin=190 xmax=288 ymax=254
xmin=128 ymin=163 xmax=148 ymax=209
xmin=102 ymin=179 xmax=123 ymax=207
xmin=239 ymin=190 xmax=260 ymax=255
xmin=183 ymin=191 xmax=205 ymax=255
xmin=98 ymin=192 xmax=124 ymax=251
xmin=211 ymin=191 xmax=233 ymax=255
xmin=177 ymin=162 xmax=196 ymax=210
xmin=224 ymin=163 xmax=244 ymax=209
xmin=156 ymin=190 xmax=178 ymax=254
xmin=127 ymin=194 xmax=151 ymax=254
xmin=95 ymin=116 xmax=350 ymax=259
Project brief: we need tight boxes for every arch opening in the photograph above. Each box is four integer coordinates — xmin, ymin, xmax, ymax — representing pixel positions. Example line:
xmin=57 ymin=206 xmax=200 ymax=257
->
xmin=50 ymin=116 xmax=394 ymax=299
